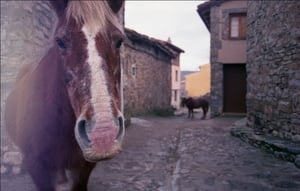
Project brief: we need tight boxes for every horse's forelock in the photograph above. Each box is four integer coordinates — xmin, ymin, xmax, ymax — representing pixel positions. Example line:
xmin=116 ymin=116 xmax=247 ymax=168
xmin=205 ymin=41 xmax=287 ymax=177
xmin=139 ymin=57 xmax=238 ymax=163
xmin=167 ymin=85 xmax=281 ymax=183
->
xmin=66 ymin=1 xmax=123 ymax=37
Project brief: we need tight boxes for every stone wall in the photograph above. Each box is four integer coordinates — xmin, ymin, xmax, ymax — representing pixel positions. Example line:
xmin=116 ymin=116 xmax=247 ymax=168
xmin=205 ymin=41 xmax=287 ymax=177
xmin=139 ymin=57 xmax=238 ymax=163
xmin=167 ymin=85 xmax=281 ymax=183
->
xmin=1 ymin=1 xmax=56 ymax=175
xmin=209 ymin=5 xmax=223 ymax=117
xmin=123 ymin=39 xmax=172 ymax=116
xmin=246 ymin=1 xmax=300 ymax=141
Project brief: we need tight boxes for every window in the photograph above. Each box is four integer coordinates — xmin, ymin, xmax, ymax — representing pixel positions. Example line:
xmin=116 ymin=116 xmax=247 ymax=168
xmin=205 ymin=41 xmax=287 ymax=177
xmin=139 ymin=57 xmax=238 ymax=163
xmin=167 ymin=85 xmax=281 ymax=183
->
xmin=174 ymin=90 xmax=177 ymax=101
xmin=175 ymin=70 xmax=178 ymax=82
xmin=131 ymin=65 xmax=136 ymax=77
xmin=229 ymin=13 xmax=247 ymax=39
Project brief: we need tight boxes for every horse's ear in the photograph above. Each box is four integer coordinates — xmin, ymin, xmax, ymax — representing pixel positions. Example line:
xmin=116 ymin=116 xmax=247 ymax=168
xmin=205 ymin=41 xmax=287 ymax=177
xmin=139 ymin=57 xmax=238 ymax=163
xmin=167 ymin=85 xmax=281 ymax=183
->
xmin=108 ymin=0 xmax=125 ymax=13
xmin=49 ymin=0 xmax=69 ymax=17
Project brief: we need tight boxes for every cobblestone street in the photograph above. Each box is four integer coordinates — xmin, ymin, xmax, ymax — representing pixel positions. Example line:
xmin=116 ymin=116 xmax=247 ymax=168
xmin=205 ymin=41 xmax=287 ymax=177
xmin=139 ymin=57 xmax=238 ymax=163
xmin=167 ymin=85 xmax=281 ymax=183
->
xmin=1 ymin=114 xmax=300 ymax=191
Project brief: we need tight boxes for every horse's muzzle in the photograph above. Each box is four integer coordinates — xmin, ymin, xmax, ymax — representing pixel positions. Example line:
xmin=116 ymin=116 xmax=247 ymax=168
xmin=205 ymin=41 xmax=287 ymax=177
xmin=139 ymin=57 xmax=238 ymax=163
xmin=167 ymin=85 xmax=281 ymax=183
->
xmin=74 ymin=115 xmax=125 ymax=162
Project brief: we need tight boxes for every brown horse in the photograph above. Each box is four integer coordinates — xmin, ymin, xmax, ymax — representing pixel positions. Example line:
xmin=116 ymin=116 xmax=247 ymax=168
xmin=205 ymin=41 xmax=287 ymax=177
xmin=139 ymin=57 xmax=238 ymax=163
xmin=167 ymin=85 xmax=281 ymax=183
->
xmin=181 ymin=97 xmax=209 ymax=119
xmin=4 ymin=1 xmax=125 ymax=190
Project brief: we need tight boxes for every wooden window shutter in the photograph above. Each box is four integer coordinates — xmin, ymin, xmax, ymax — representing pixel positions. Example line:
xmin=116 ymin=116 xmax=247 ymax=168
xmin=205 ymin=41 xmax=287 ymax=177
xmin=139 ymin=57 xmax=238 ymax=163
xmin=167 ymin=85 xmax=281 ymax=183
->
xmin=229 ymin=13 xmax=247 ymax=39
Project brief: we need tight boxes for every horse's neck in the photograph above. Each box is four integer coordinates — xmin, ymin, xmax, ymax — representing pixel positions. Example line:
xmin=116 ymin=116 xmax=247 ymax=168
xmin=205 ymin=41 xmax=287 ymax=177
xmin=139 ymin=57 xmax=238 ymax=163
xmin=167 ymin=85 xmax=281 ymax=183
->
xmin=16 ymin=64 xmax=34 ymax=83
xmin=35 ymin=48 xmax=62 ymax=85
xmin=19 ymin=47 xmax=66 ymax=101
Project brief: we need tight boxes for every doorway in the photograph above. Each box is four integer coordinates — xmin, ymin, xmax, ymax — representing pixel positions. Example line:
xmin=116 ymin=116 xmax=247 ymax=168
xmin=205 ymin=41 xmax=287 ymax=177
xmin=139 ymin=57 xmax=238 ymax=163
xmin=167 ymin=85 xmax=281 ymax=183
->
xmin=223 ymin=64 xmax=246 ymax=113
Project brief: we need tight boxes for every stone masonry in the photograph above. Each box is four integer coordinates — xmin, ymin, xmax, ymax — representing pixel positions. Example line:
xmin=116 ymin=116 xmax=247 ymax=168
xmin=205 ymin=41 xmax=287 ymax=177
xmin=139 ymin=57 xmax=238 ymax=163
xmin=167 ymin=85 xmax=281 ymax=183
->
xmin=1 ymin=1 xmax=57 ymax=175
xmin=209 ymin=5 xmax=223 ymax=117
xmin=123 ymin=29 xmax=172 ymax=116
xmin=246 ymin=1 xmax=300 ymax=141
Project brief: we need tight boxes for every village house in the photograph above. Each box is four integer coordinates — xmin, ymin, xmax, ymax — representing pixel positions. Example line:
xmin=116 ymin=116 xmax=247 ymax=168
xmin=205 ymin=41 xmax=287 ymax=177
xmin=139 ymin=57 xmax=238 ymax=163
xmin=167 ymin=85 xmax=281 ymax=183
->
xmin=171 ymin=54 xmax=181 ymax=110
xmin=123 ymin=28 xmax=184 ymax=116
xmin=167 ymin=38 xmax=184 ymax=110
xmin=198 ymin=0 xmax=300 ymax=142
xmin=180 ymin=71 xmax=194 ymax=98
xmin=197 ymin=0 xmax=247 ymax=116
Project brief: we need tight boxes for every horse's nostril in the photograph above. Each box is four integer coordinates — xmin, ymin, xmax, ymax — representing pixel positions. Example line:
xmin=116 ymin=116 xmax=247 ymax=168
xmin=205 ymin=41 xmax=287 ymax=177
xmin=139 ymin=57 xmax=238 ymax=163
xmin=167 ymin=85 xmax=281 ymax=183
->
xmin=78 ymin=120 xmax=91 ymax=144
xmin=78 ymin=120 xmax=85 ymax=128
xmin=116 ymin=117 xmax=124 ymax=140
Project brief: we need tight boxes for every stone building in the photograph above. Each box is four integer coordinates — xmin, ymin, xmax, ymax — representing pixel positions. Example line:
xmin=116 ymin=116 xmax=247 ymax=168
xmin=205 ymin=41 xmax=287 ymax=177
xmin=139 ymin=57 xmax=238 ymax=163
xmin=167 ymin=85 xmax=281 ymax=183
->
xmin=168 ymin=38 xmax=184 ymax=110
xmin=197 ymin=0 xmax=248 ymax=116
xmin=123 ymin=28 xmax=183 ymax=116
xmin=1 ymin=1 xmax=57 ymax=145
xmin=246 ymin=1 xmax=300 ymax=141
xmin=1 ymin=1 xmax=57 ymax=175
xmin=198 ymin=0 xmax=300 ymax=140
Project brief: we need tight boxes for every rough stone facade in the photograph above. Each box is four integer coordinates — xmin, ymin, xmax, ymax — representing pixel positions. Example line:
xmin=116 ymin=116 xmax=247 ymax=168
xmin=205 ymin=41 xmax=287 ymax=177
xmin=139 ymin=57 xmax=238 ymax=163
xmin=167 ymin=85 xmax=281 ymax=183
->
xmin=1 ymin=1 xmax=57 ymax=175
xmin=199 ymin=1 xmax=248 ymax=117
xmin=208 ymin=4 xmax=223 ymax=117
xmin=246 ymin=1 xmax=300 ymax=141
xmin=1 ymin=1 xmax=56 ymax=139
xmin=123 ymin=29 xmax=173 ymax=116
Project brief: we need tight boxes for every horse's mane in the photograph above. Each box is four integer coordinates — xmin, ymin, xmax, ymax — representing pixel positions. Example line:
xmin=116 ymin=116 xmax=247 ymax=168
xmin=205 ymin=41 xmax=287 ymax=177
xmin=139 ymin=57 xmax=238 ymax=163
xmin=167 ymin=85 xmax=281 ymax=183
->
xmin=66 ymin=1 xmax=123 ymax=37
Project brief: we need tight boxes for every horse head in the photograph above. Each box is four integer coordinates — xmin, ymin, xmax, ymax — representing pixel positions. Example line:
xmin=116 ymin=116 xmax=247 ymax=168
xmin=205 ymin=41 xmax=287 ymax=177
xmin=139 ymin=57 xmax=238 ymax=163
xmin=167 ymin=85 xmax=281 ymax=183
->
xmin=50 ymin=0 xmax=125 ymax=162
xmin=181 ymin=97 xmax=187 ymax=107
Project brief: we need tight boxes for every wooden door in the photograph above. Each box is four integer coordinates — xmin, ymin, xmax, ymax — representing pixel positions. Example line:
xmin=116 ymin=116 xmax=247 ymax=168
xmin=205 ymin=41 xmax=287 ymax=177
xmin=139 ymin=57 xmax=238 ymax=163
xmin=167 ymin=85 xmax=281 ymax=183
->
xmin=223 ymin=64 xmax=246 ymax=113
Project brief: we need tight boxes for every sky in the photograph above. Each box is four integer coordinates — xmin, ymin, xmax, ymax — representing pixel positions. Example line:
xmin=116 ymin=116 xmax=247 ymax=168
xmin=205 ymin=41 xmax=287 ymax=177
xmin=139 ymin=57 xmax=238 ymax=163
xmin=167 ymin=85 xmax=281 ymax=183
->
xmin=124 ymin=1 xmax=210 ymax=71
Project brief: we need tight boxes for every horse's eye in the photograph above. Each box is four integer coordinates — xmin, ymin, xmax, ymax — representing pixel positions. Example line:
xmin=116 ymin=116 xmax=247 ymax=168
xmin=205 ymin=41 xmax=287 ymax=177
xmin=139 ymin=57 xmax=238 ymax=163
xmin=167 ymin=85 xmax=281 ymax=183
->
xmin=115 ymin=39 xmax=123 ymax=49
xmin=64 ymin=71 xmax=73 ymax=84
xmin=56 ymin=38 xmax=67 ymax=49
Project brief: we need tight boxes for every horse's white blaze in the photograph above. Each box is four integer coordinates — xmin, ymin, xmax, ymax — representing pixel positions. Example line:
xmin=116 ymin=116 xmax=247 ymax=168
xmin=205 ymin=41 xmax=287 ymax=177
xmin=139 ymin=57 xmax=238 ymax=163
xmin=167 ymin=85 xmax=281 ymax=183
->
xmin=82 ymin=25 xmax=114 ymax=123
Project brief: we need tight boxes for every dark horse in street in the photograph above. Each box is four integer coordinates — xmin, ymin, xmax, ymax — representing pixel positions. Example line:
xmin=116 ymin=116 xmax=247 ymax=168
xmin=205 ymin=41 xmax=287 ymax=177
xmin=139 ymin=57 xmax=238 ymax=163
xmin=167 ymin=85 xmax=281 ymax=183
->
xmin=181 ymin=97 xmax=209 ymax=119
xmin=4 ymin=1 xmax=125 ymax=190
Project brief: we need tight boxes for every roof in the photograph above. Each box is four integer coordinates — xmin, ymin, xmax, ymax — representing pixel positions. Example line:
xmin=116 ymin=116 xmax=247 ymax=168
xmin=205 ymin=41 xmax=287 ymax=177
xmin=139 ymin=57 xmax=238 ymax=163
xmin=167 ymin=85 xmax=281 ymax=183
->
xmin=197 ymin=0 xmax=226 ymax=32
xmin=125 ymin=28 xmax=184 ymax=58
xmin=181 ymin=71 xmax=195 ymax=81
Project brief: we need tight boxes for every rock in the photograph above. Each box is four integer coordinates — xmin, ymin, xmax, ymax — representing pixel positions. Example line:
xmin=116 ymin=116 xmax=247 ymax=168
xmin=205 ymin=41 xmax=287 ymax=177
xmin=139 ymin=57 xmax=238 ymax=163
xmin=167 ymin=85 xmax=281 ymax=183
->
xmin=1 ymin=146 xmax=9 ymax=153
xmin=294 ymin=155 xmax=300 ymax=169
xmin=2 ymin=151 xmax=23 ymax=166
xmin=1 ymin=165 xmax=8 ymax=174
xmin=274 ymin=151 xmax=289 ymax=160
xmin=233 ymin=118 xmax=247 ymax=127
xmin=272 ymin=130 xmax=279 ymax=137
xmin=131 ymin=118 xmax=152 ymax=127
xmin=12 ymin=166 xmax=22 ymax=175
xmin=292 ymin=135 xmax=300 ymax=142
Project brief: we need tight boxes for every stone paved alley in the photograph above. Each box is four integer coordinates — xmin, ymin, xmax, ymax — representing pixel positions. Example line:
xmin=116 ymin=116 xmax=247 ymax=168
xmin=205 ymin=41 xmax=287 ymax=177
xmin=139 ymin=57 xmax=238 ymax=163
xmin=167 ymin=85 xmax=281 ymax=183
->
xmin=1 ymin=113 xmax=300 ymax=191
